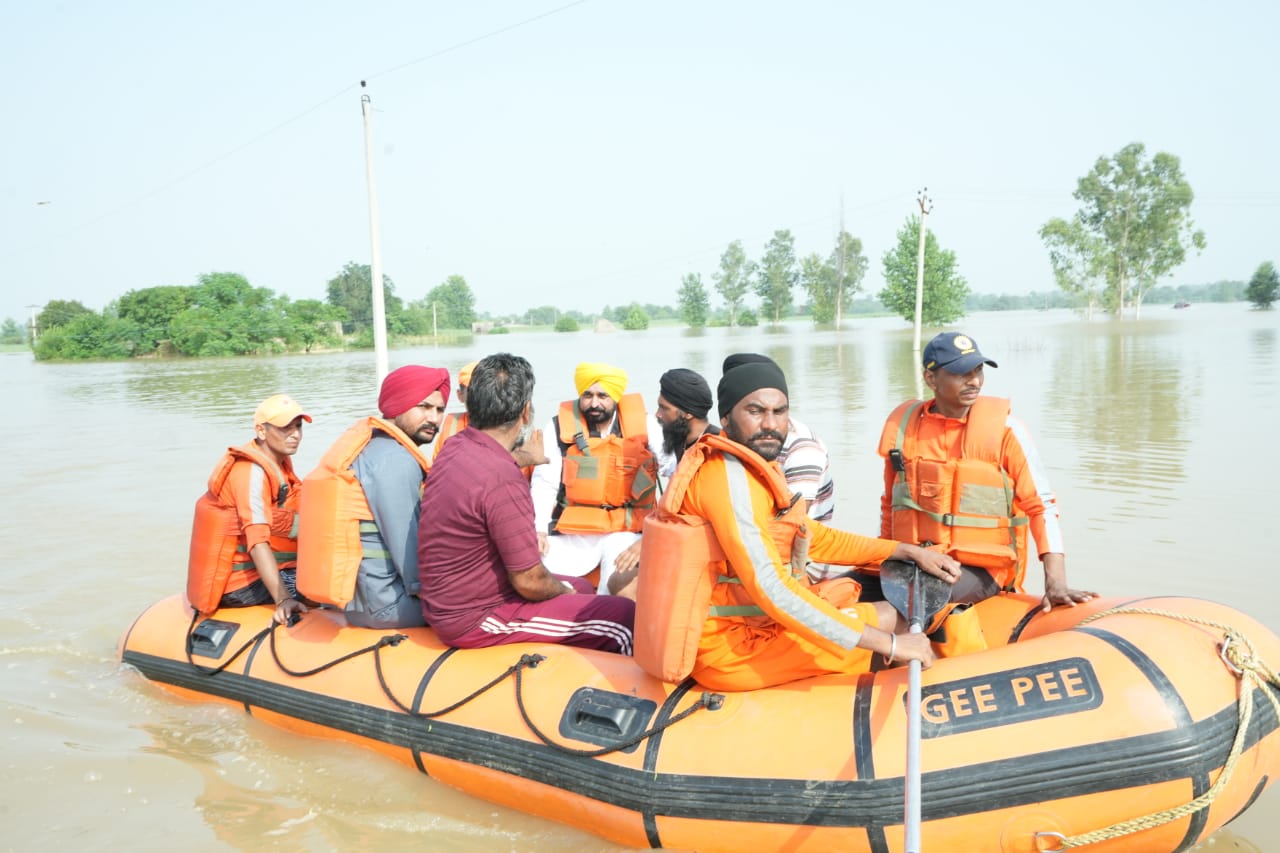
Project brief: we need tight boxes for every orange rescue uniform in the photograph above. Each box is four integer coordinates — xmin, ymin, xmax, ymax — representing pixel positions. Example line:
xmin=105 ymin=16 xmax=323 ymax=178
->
xmin=670 ymin=434 xmax=899 ymax=691
xmin=878 ymin=397 xmax=1058 ymax=593
xmin=187 ymin=441 xmax=301 ymax=614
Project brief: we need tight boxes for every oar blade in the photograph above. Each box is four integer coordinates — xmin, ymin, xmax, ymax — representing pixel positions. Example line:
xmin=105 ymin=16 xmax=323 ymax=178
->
xmin=879 ymin=559 xmax=953 ymax=628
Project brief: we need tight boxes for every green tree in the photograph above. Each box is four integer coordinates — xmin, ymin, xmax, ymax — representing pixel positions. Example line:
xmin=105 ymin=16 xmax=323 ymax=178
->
xmin=800 ymin=253 xmax=836 ymax=323
xmin=283 ymin=298 xmax=346 ymax=352
xmin=114 ymin=285 xmax=195 ymax=353
xmin=325 ymin=262 xmax=404 ymax=333
xmin=755 ymin=229 xmax=797 ymax=323
xmin=712 ymin=240 xmax=755 ymax=327
xmin=829 ymin=230 xmax=869 ymax=326
xmin=33 ymin=312 xmax=140 ymax=360
xmin=1039 ymin=218 xmax=1107 ymax=318
xmin=554 ymin=315 xmax=580 ymax=332
xmin=677 ymin=272 xmax=710 ymax=327
xmin=621 ymin=305 xmax=650 ymax=330
xmin=1 ymin=317 xmax=25 ymax=345
xmin=879 ymin=216 xmax=969 ymax=325
xmin=1041 ymin=142 xmax=1206 ymax=317
xmin=168 ymin=272 xmax=288 ymax=356
xmin=422 ymin=274 xmax=477 ymax=330
xmin=524 ymin=305 xmax=559 ymax=326
xmin=36 ymin=299 xmax=93 ymax=331
xmin=1246 ymin=261 xmax=1279 ymax=310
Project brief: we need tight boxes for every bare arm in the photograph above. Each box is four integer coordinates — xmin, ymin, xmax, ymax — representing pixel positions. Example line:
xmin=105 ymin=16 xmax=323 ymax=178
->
xmin=508 ymin=562 xmax=572 ymax=602
xmin=1040 ymin=552 xmax=1097 ymax=611
xmin=249 ymin=542 xmax=287 ymax=603
xmin=856 ymin=601 xmax=936 ymax=668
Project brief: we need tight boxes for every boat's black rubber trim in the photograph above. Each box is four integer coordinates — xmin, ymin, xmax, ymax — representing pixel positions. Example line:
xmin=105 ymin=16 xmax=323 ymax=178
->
xmin=1075 ymin=624 xmax=1208 ymax=851
xmin=638 ymin=678 xmax=698 ymax=848
xmin=120 ymin=647 xmax=1279 ymax=831
xmin=238 ymin=629 xmax=272 ymax=716
xmin=408 ymin=647 xmax=459 ymax=777
xmin=851 ymin=672 xmax=887 ymax=853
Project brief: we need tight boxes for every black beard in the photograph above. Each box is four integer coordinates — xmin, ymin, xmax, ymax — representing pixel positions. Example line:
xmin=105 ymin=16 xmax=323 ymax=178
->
xmin=747 ymin=429 xmax=786 ymax=461
xmin=661 ymin=417 xmax=692 ymax=456
xmin=583 ymin=407 xmax=610 ymax=428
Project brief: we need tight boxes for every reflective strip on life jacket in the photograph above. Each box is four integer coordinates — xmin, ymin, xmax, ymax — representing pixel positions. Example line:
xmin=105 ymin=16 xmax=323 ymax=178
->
xmin=633 ymin=432 xmax=803 ymax=681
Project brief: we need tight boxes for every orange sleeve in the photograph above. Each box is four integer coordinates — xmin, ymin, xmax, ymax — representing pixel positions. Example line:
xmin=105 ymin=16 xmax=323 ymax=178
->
xmin=684 ymin=455 xmax=871 ymax=658
xmin=880 ymin=458 xmax=896 ymax=538
xmin=217 ymin=460 xmax=272 ymax=550
xmin=809 ymin=519 xmax=899 ymax=567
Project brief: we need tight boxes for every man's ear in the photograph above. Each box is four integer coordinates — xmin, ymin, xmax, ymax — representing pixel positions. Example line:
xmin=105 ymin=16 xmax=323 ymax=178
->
xmin=521 ymin=400 xmax=533 ymax=423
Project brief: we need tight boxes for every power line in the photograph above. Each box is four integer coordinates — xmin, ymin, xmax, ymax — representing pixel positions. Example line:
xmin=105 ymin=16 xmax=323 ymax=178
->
xmin=55 ymin=1 xmax=594 ymax=237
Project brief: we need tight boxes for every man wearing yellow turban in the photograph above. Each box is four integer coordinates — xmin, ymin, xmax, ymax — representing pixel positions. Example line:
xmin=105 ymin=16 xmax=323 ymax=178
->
xmin=530 ymin=362 xmax=659 ymax=593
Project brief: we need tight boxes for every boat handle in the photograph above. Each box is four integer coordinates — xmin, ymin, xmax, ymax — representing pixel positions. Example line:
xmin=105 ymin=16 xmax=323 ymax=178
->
xmin=1033 ymin=831 xmax=1066 ymax=852
xmin=1218 ymin=636 xmax=1244 ymax=676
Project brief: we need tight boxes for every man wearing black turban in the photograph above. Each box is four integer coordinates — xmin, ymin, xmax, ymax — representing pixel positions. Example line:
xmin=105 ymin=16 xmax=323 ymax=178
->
xmin=645 ymin=354 xmax=965 ymax=691
xmin=608 ymin=367 xmax=721 ymax=599
xmin=654 ymin=367 xmax=719 ymax=469
xmin=717 ymin=354 xmax=836 ymax=550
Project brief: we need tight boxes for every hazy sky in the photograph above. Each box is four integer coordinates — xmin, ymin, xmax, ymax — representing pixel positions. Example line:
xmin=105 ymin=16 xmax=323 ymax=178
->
xmin=4 ymin=0 xmax=1278 ymax=326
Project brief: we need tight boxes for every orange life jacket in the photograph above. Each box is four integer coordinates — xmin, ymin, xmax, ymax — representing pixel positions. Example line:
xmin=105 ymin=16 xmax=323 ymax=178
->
xmin=878 ymin=396 xmax=1029 ymax=591
xmin=295 ymin=417 xmax=430 ymax=607
xmin=633 ymin=433 xmax=809 ymax=682
xmin=186 ymin=441 xmax=300 ymax=615
xmin=432 ymin=411 xmax=468 ymax=460
xmin=552 ymin=393 xmax=658 ymax=534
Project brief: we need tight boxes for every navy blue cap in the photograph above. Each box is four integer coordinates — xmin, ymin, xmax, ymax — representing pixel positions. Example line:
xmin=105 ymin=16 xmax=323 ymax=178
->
xmin=922 ymin=332 xmax=998 ymax=373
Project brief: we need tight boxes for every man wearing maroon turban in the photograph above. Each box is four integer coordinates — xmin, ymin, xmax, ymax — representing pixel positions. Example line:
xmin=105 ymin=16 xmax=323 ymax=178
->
xmin=296 ymin=364 xmax=450 ymax=628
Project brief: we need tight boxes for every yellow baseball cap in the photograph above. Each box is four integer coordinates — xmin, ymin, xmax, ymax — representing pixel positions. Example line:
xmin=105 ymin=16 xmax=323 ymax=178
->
xmin=254 ymin=394 xmax=312 ymax=428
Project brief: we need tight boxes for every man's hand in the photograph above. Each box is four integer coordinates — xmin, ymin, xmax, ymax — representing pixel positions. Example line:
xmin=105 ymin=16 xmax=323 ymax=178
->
xmin=893 ymin=632 xmax=937 ymax=669
xmin=512 ymin=428 xmax=549 ymax=468
xmin=894 ymin=543 xmax=962 ymax=584
xmin=273 ymin=597 xmax=308 ymax=625
xmin=1040 ymin=553 xmax=1096 ymax=612
xmin=612 ymin=539 xmax=642 ymax=574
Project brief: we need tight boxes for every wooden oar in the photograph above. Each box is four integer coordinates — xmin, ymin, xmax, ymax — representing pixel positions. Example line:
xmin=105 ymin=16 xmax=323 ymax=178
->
xmin=880 ymin=558 xmax=953 ymax=853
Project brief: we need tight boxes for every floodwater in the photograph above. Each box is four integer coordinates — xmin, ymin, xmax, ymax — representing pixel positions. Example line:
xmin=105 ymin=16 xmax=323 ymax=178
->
xmin=1 ymin=304 xmax=1276 ymax=851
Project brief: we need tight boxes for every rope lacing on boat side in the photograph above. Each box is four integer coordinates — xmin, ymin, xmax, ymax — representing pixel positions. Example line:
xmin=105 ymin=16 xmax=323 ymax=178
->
xmin=1034 ymin=606 xmax=1280 ymax=851
xmin=186 ymin=613 xmax=724 ymax=747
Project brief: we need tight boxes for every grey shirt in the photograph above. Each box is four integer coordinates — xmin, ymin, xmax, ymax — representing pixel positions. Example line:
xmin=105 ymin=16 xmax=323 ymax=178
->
xmin=348 ymin=431 xmax=428 ymax=628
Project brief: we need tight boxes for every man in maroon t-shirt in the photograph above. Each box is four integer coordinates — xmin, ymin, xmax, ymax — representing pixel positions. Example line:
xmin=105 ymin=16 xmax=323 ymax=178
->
xmin=417 ymin=353 xmax=635 ymax=653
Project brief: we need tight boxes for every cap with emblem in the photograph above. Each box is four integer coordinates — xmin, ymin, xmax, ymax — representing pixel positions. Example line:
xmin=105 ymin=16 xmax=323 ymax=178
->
xmin=922 ymin=332 xmax=998 ymax=374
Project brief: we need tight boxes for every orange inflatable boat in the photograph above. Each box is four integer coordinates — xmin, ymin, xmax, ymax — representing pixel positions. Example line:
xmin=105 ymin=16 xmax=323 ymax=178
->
xmin=120 ymin=591 xmax=1280 ymax=852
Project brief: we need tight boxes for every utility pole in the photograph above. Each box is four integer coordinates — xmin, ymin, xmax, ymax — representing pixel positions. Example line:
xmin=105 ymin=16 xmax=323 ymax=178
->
xmin=835 ymin=193 xmax=846 ymax=329
xmin=360 ymin=82 xmax=389 ymax=384
xmin=911 ymin=188 xmax=933 ymax=359
xmin=26 ymin=304 xmax=39 ymax=347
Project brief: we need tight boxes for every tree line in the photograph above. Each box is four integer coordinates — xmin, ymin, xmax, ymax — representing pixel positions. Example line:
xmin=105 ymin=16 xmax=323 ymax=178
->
xmin=12 ymin=141 xmax=1277 ymax=360
xmin=23 ymin=265 xmax=481 ymax=360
